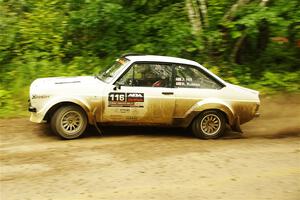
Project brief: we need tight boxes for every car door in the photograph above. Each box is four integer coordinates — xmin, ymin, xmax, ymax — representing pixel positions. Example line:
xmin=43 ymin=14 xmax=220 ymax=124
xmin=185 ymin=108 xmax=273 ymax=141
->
xmin=101 ymin=62 xmax=175 ymax=125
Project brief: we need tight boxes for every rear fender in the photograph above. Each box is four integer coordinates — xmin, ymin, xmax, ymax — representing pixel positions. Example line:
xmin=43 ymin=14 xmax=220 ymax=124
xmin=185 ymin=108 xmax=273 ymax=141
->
xmin=185 ymin=98 xmax=235 ymax=125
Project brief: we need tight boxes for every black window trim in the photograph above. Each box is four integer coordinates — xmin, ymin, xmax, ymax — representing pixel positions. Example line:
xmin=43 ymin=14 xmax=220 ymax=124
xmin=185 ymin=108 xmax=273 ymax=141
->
xmin=174 ymin=64 xmax=225 ymax=89
xmin=114 ymin=61 xmax=175 ymax=88
xmin=114 ymin=61 xmax=225 ymax=89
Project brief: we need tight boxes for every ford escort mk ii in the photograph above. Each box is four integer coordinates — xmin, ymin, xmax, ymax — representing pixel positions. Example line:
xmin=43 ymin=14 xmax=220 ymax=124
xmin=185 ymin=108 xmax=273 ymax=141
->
xmin=29 ymin=54 xmax=260 ymax=139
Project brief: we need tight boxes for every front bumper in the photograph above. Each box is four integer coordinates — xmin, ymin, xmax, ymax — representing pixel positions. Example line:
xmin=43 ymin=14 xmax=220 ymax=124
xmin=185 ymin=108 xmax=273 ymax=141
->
xmin=28 ymin=99 xmax=37 ymax=112
xmin=28 ymin=106 xmax=37 ymax=112
xmin=30 ymin=112 xmax=46 ymax=123
xmin=28 ymin=100 xmax=44 ymax=123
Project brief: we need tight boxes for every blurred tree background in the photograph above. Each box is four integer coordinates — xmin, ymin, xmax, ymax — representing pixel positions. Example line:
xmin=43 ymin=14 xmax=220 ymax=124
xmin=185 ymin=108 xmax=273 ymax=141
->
xmin=0 ymin=0 xmax=299 ymax=116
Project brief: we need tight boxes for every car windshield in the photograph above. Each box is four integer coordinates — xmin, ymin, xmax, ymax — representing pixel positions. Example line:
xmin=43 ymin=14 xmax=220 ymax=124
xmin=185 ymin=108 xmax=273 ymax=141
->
xmin=97 ymin=58 xmax=129 ymax=83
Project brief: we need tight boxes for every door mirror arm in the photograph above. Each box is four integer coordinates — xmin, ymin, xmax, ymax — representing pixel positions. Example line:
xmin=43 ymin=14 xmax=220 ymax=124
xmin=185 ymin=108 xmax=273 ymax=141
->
xmin=113 ymin=84 xmax=122 ymax=91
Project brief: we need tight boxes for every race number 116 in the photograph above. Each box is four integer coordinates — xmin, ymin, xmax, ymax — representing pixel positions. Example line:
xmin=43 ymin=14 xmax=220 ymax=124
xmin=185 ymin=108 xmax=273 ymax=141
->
xmin=108 ymin=93 xmax=125 ymax=102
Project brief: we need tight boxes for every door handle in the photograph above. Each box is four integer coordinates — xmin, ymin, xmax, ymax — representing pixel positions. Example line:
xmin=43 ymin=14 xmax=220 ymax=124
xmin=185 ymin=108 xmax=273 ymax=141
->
xmin=162 ymin=92 xmax=174 ymax=95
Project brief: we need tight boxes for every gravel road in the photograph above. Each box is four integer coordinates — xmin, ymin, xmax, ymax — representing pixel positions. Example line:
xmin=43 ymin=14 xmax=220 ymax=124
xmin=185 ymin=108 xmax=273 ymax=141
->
xmin=1 ymin=95 xmax=300 ymax=200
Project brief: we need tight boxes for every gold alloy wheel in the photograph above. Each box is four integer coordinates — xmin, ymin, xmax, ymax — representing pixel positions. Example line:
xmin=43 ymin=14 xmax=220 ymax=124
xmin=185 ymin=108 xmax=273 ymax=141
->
xmin=60 ymin=110 xmax=83 ymax=135
xmin=200 ymin=114 xmax=221 ymax=136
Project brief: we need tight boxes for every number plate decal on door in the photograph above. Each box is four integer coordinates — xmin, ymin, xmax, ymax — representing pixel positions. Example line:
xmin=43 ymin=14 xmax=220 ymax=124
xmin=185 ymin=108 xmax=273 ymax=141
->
xmin=108 ymin=93 xmax=144 ymax=107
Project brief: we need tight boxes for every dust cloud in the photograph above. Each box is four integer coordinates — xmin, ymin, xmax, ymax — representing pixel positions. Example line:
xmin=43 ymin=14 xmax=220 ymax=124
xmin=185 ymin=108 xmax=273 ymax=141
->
xmin=240 ymin=93 xmax=300 ymax=139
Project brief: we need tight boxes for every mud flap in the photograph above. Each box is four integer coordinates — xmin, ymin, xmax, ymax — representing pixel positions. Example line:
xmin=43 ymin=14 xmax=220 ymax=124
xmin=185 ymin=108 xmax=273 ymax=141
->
xmin=93 ymin=107 xmax=103 ymax=135
xmin=232 ymin=116 xmax=243 ymax=133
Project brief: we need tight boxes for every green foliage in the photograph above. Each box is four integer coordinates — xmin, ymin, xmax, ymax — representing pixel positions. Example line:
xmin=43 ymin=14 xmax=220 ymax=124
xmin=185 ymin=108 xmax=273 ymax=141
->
xmin=250 ymin=71 xmax=300 ymax=93
xmin=0 ymin=88 xmax=12 ymax=111
xmin=0 ymin=0 xmax=299 ymax=116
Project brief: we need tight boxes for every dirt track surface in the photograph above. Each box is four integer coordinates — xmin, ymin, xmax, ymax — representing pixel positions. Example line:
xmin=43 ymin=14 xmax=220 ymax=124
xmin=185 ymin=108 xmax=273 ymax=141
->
xmin=1 ymin=95 xmax=300 ymax=200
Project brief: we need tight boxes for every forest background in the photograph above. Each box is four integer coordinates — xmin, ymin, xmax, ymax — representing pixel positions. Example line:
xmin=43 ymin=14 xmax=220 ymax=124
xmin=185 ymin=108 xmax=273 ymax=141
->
xmin=0 ymin=0 xmax=299 ymax=116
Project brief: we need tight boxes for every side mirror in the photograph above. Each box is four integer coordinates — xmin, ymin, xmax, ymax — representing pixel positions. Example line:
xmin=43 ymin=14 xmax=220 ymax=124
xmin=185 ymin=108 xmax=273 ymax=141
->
xmin=113 ymin=84 xmax=121 ymax=91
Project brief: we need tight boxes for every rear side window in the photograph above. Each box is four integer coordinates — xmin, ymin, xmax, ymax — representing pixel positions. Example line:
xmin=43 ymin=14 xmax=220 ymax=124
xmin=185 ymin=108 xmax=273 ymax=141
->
xmin=175 ymin=64 xmax=222 ymax=89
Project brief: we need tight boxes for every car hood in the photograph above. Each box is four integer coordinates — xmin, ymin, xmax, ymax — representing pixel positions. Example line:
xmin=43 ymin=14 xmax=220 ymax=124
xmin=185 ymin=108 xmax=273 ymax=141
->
xmin=30 ymin=76 xmax=105 ymax=96
xmin=32 ymin=76 xmax=99 ymax=84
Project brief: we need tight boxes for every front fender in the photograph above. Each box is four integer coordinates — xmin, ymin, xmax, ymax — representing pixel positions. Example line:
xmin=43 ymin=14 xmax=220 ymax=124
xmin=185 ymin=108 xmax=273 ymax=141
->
xmin=30 ymin=96 xmax=92 ymax=123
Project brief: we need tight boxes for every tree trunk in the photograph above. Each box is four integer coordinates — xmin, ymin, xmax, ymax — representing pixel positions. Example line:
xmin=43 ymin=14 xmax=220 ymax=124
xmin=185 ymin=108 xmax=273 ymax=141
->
xmin=259 ymin=0 xmax=269 ymax=6
xmin=186 ymin=0 xmax=202 ymax=35
xmin=230 ymin=0 xmax=270 ymax=63
xmin=257 ymin=19 xmax=269 ymax=53
xmin=198 ymin=0 xmax=209 ymax=27
xmin=222 ymin=0 xmax=252 ymax=21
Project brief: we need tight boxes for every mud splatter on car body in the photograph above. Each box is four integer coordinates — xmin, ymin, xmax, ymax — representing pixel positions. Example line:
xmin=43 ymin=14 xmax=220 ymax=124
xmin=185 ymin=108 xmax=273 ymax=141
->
xmin=28 ymin=55 xmax=260 ymax=139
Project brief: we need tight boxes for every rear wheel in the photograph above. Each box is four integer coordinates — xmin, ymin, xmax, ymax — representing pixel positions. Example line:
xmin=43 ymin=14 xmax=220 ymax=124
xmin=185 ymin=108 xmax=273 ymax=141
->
xmin=192 ymin=110 xmax=226 ymax=139
xmin=51 ymin=105 xmax=87 ymax=139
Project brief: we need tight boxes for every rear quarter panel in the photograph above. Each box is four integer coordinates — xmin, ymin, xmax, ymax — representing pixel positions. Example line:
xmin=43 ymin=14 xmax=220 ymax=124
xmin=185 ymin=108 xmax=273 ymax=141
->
xmin=174 ymin=85 xmax=259 ymax=127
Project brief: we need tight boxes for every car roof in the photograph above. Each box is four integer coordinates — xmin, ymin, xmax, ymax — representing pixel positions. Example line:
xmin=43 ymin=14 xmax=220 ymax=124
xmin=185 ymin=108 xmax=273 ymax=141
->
xmin=124 ymin=55 xmax=200 ymax=66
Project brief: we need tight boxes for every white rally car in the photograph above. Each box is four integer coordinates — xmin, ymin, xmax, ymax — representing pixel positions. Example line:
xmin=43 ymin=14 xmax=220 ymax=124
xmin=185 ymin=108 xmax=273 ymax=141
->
xmin=29 ymin=54 xmax=260 ymax=139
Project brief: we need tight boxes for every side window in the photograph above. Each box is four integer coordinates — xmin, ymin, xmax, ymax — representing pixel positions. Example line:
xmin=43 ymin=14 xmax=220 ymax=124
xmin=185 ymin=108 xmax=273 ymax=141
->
xmin=117 ymin=66 xmax=134 ymax=86
xmin=117 ymin=63 xmax=173 ymax=88
xmin=175 ymin=65 xmax=222 ymax=89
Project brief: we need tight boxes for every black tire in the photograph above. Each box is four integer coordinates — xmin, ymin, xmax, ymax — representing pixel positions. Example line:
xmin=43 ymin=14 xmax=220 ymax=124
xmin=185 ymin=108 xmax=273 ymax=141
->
xmin=192 ymin=110 xmax=226 ymax=139
xmin=51 ymin=105 xmax=87 ymax=139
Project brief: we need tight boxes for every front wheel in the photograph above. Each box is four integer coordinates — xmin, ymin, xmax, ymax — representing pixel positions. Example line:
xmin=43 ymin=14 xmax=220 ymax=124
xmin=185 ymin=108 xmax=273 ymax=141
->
xmin=51 ymin=105 xmax=87 ymax=139
xmin=192 ymin=110 xmax=226 ymax=139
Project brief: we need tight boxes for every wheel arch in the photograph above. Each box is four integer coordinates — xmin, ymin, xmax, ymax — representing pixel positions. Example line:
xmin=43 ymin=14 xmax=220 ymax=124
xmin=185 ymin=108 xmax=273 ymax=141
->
xmin=185 ymin=99 xmax=235 ymax=127
xmin=192 ymin=108 xmax=229 ymax=124
xmin=43 ymin=99 xmax=93 ymax=124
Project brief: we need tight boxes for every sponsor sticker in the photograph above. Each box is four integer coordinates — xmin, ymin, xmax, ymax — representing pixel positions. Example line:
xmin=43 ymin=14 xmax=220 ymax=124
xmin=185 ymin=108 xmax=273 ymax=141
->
xmin=108 ymin=92 xmax=144 ymax=107
xmin=127 ymin=93 xmax=144 ymax=102
xmin=32 ymin=95 xmax=50 ymax=99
